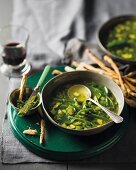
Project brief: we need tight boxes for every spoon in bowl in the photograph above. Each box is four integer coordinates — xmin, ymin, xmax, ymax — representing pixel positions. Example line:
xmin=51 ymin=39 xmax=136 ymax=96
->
xmin=67 ymin=84 xmax=123 ymax=123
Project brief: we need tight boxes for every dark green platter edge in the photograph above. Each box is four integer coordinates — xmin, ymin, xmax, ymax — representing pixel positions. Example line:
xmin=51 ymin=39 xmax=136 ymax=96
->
xmin=8 ymin=66 xmax=130 ymax=161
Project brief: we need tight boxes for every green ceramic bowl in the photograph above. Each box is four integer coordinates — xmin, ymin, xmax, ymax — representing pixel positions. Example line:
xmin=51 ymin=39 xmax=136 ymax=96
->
xmin=97 ymin=15 xmax=136 ymax=64
xmin=41 ymin=71 xmax=124 ymax=136
xmin=9 ymin=87 xmax=42 ymax=116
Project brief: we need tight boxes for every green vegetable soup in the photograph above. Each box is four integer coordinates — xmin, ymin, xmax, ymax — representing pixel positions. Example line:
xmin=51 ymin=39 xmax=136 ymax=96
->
xmin=49 ymin=81 xmax=118 ymax=130
xmin=106 ymin=20 xmax=136 ymax=61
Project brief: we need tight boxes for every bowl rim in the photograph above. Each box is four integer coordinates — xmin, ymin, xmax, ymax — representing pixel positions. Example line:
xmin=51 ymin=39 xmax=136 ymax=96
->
xmin=41 ymin=70 xmax=124 ymax=133
xmin=97 ymin=14 xmax=136 ymax=64
xmin=9 ymin=86 xmax=42 ymax=111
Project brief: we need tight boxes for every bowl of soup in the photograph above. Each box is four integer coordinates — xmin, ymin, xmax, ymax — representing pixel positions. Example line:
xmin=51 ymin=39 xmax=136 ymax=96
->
xmin=41 ymin=71 xmax=124 ymax=135
xmin=97 ymin=15 xmax=136 ymax=64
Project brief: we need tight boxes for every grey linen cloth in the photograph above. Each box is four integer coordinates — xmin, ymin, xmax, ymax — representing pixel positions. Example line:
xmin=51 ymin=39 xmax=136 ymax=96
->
xmin=11 ymin=0 xmax=136 ymax=68
xmin=1 ymin=0 xmax=136 ymax=164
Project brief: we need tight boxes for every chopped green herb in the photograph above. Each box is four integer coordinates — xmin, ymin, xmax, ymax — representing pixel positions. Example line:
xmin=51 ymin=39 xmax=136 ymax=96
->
xmin=49 ymin=81 xmax=118 ymax=130
xmin=18 ymin=94 xmax=40 ymax=116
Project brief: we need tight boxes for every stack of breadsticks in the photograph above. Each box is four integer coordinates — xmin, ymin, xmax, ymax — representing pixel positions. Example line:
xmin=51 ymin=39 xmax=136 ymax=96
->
xmin=52 ymin=49 xmax=136 ymax=107
xmin=71 ymin=49 xmax=136 ymax=107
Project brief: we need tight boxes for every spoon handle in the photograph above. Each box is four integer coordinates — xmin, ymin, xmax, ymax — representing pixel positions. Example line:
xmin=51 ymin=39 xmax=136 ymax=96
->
xmin=36 ymin=65 xmax=51 ymax=89
xmin=88 ymin=98 xmax=123 ymax=123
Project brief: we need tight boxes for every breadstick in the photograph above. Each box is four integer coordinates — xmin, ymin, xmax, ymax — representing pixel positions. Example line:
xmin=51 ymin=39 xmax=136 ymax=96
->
xmin=124 ymin=77 xmax=136 ymax=84
xmin=40 ymin=119 xmax=45 ymax=144
xmin=64 ymin=66 xmax=75 ymax=72
xmin=72 ymin=61 xmax=105 ymax=75
xmin=52 ymin=69 xmax=62 ymax=75
xmin=79 ymin=62 xmax=105 ymax=74
xmin=19 ymin=74 xmax=27 ymax=100
xmin=103 ymin=55 xmax=126 ymax=93
xmin=125 ymin=71 xmax=136 ymax=77
xmin=124 ymin=79 xmax=136 ymax=93
xmin=85 ymin=49 xmax=117 ymax=76
xmin=80 ymin=62 xmax=118 ymax=79
xmin=123 ymin=82 xmax=136 ymax=98
xmin=124 ymin=83 xmax=130 ymax=97
xmin=113 ymin=78 xmax=120 ymax=86
xmin=76 ymin=65 xmax=86 ymax=71
xmin=23 ymin=129 xmax=37 ymax=136
xmin=129 ymin=91 xmax=136 ymax=97
xmin=71 ymin=61 xmax=80 ymax=67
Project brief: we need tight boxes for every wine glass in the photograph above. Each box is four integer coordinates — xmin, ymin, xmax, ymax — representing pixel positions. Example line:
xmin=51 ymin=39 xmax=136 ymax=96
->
xmin=0 ymin=25 xmax=31 ymax=78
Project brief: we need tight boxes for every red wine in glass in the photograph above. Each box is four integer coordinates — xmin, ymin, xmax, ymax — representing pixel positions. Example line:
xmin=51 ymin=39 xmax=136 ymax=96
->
xmin=2 ymin=42 xmax=26 ymax=66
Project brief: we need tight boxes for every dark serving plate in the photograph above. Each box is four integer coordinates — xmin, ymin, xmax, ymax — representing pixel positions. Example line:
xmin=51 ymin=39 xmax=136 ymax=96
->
xmin=97 ymin=15 xmax=136 ymax=65
xmin=8 ymin=66 xmax=129 ymax=161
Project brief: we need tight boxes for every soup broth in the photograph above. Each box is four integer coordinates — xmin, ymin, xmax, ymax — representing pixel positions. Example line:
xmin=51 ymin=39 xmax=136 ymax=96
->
xmin=49 ymin=81 xmax=118 ymax=130
xmin=106 ymin=20 xmax=136 ymax=61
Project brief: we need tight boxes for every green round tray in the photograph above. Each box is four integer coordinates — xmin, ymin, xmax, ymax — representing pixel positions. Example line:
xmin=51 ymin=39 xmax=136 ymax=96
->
xmin=8 ymin=66 xmax=130 ymax=161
